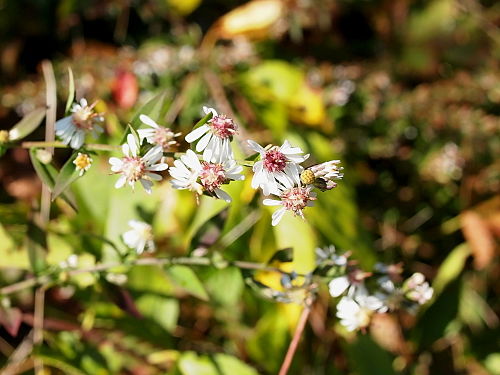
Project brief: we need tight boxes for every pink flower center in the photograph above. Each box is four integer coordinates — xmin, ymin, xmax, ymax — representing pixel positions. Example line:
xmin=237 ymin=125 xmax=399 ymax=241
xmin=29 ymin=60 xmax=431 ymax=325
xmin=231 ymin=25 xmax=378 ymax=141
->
xmin=153 ymin=127 xmax=177 ymax=150
xmin=209 ymin=115 xmax=237 ymax=139
xmin=281 ymin=187 xmax=316 ymax=216
xmin=200 ymin=162 xmax=226 ymax=191
xmin=122 ymin=156 xmax=146 ymax=182
xmin=263 ymin=149 xmax=287 ymax=172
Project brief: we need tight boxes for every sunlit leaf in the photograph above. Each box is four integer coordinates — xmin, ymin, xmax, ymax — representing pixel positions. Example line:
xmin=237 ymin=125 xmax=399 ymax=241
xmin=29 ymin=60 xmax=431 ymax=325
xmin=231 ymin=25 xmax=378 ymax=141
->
xmin=8 ymin=107 xmax=46 ymax=141
xmin=52 ymin=152 xmax=80 ymax=201
xmin=135 ymin=294 xmax=179 ymax=333
xmin=65 ymin=67 xmax=75 ymax=115
xmin=165 ymin=265 xmax=209 ymax=301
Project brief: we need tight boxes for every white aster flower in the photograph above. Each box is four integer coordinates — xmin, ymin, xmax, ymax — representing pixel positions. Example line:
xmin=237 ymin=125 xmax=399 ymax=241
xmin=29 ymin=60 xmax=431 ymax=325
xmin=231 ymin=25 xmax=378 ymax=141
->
xmin=138 ymin=114 xmax=181 ymax=151
xmin=336 ymin=287 xmax=387 ymax=331
xmin=109 ymin=134 xmax=168 ymax=194
xmin=248 ymin=140 xmax=309 ymax=196
xmin=184 ymin=106 xmax=237 ymax=162
xmin=55 ymin=98 xmax=104 ymax=149
xmin=263 ymin=173 xmax=316 ymax=226
xmin=300 ymin=160 xmax=344 ymax=191
xmin=169 ymin=149 xmax=244 ymax=202
xmin=73 ymin=153 xmax=93 ymax=176
xmin=315 ymin=245 xmax=348 ymax=266
xmin=404 ymin=272 xmax=434 ymax=305
xmin=123 ymin=220 xmax=155 ymax=254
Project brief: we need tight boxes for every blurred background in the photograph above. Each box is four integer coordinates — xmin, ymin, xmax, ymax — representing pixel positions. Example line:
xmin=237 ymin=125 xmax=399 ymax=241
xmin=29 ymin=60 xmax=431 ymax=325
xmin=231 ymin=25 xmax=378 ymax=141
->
xmin=0 ymin=0 xmax=499 ymax=374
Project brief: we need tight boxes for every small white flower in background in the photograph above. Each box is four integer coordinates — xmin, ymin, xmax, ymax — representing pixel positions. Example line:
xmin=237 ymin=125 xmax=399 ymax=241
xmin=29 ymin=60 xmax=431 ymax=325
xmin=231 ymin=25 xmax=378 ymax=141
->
xmin=169 ymin=149 xmax=244 ymax=202
xmin=336 ymin=287 xmax=387 ymax=331
xmin=138 ymin=114 xmax=181 ymax=151
xmin=404 ymin=272 xmax=433 ymax=305
xmin=123 ymin=220 xmax=155 ymax=254
xmin=315 ymin=245 xmax=348 ymax=266
xmin=105 ymin=272 xmax=128 ymax=285
xmin=185 ymin=106 xmax=237 ymax=162
xmin=59 ymin=254 xmax=78 ymax=269
xmin=248 ymin=140 xmax=309 ymax=196
xmin=300 ymin=160 xmax=344 ymax=191
xmin=263 ymin=172 xmax=316 ymax=226
xmin=55 ymin=99 xmax=104 ymax=149
xmin=328 ymin=268 xmax=369 ymax=298
xmin=109 ymin=134 xmax=168 ymax=194
xmin=73 ymin=153 xmax=93 ymax=176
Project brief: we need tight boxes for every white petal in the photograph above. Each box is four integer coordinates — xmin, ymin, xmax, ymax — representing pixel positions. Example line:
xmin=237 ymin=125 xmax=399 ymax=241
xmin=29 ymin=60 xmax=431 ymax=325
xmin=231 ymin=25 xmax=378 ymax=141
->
xmin=146 ymin=172 xmax=162 ymax=181
xmin=185 ymin=125 xmax=209 ymax=143
xmin=196 ymin=131 xmax=212 ymax=152
xmin=271 ymin=207 xmax=286 ymax=226
xmin=147 ymin=163 xmax=168 ymax=171
xmin=127 ymin=134 xmax=139 ymax=156
xmin=328 ymin=276 xmax=350 ymax=297
xmin=70 ymin=131 xmax=85 ymax=149
xmin=263 ymin=199 xmax=282 ymax=206
xmin=115 ymin=175 xmax=127 ymax=188
xmin=109 ymin=157 xmax=123 ymax=166
xmin=247 ymin=140 xmax=265 ymax=154
xmin=215 ymin=189 xmax=231 ymax=202
xmin=139 ymin=114 xmax=159 ymax=128
xmin=203 ymin=106 xmax=218 ymax=117
xmin=140 ymin=179 xmax=153 ymax=194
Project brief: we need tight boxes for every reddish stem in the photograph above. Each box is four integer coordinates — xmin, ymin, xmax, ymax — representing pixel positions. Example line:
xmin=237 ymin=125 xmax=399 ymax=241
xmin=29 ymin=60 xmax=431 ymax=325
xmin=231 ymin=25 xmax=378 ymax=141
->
xmin=278 ymin=304 xmax=311 ymax=375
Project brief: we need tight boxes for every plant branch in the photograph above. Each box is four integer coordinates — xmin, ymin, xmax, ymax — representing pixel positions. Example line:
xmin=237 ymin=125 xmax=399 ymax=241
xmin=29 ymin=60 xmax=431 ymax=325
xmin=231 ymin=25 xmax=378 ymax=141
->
xmin=0 ymin=256 xmax=309 ymax=296
xmin=278 ymin=303 xmax=312 ymax=375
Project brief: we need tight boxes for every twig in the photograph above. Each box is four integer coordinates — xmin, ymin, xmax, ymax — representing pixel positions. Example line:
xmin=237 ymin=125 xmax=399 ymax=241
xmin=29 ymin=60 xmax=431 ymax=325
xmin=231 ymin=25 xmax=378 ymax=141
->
xmin=0 ymin=257 xmax=309 ymax=296
xmin=21 ymin=141 xmax=120 ymax=151
xmin=278 ymin=304 xmax=312 ymax=375
xmin=40 ymin=61 xmax=57 ymax=225
xmin=33 ymin=286 xmax=46 ymax=374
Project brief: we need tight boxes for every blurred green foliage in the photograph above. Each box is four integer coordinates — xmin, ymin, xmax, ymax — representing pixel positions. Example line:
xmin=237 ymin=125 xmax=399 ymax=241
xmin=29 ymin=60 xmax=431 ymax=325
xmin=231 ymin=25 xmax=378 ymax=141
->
xmin=0 ymin=0 xmax=499 ymax=374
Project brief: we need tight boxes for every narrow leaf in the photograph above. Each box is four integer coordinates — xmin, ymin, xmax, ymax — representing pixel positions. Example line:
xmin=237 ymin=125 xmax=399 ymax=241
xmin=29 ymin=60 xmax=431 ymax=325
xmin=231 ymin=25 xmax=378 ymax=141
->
xmin=52 ymin=152 xmax=80 ymax=201
xmin=29 ymin=148 xmax=78 ymax=210
xmin=8 ymin=108 xmax=46 ymax=141
xmin=65 ymin=67 xmax=75 ymax=115
xmin=120 ymin=91 xmax=169 ymax=144
xmin=26 ymin=220 xmax=48 ymax=274
xmin=165 ymin=265 xmax=209 ymax=301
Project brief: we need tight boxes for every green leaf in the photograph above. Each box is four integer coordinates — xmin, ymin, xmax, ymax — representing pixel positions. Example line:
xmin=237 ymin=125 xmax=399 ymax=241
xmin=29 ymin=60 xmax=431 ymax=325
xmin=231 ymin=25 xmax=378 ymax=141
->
xmin=65 ymin=67 xmax=75 ymax=115
xmin=203 ymin=267 xmax=244 ymax=307
xmin=52 ymin=152 xmax=81 ymax=201
xmin=178 ymin=352 xmax=218 ymax=375
xmin=213 ymin=353 xmax=259 ymax=375
xmin=413 ymin=277 xmax=462 ymax=349
xmin=26 ymin=221 xmax=47 ymax=275
xmin=8 ymin=107 xmax=46 ymax=141
xmin=135 ymin=294 xmax=179 ymax=333
xmin=346 ymin=335 xmax=396 ymax=375
xmin=193 ymin=111 xmax=213 ymax=131
xmin=165 ymin=265 xmax=209 ymax=301
xmin=272 ymin=209 xmax=317 ymax=274
xmin=29 ymin=148 xmax=78 ymax=211
xmin=121 ymin=91 xmax=169 ymax=144
xmin=183 ymin=196 xmax=229 ymax=247
xmin=432 ymin=243 xmax=470 ymax=296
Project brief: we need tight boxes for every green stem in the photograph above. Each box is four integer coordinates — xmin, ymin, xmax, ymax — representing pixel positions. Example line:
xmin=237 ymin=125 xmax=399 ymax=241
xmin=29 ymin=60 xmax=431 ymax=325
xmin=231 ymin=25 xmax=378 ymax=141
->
xmin=0 ymin=256 xmax=309 ymax=296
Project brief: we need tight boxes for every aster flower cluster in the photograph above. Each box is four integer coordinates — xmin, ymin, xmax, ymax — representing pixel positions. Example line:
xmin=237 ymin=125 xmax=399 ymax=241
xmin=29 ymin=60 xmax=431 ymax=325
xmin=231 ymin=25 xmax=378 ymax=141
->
xmin=170 ymin=107 xmax=244 ymax=202
xmin=314 ymin=245 xmax=433 ymax=332
xmin=248 ymin=139 xmax=343 ymax=226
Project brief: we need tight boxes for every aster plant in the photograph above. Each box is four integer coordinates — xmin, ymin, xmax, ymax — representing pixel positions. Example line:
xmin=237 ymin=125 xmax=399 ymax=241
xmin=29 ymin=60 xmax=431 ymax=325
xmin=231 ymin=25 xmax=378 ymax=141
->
xmin=1 ymin=75 xmax=434 ymax=375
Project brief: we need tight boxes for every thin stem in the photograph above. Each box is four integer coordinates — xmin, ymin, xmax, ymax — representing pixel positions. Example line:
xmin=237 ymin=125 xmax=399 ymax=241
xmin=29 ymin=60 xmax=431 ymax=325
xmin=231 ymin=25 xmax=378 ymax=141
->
xmin=21 ymin=141 xmax=120 ymax=151
xmin=33 ymin=287 xmax=46 ymax=375
xmin=0 ymin=256 xmax=309 ymax=296
xmin=278 ymin=304 xmax=312 ymax=375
